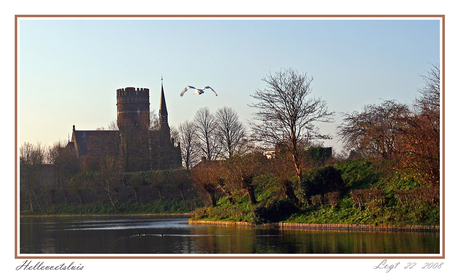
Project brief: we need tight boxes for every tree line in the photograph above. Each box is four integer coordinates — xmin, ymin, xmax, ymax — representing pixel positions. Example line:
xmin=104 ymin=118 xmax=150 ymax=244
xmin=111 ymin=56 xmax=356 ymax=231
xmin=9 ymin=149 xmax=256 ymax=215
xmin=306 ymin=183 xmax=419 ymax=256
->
xmin=337 ymin=64 xmax=440 ymax=186
xmin=19 ymin=66 xmax=440 ymax=215
xmin=189 ymin=65 xmax=440 ymax=211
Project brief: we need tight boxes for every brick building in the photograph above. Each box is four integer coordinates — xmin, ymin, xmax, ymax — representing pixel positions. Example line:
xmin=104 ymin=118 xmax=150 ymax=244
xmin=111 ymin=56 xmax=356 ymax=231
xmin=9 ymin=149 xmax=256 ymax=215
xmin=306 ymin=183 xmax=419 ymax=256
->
xmin=68 ymin=82 xmax=182 ymax=172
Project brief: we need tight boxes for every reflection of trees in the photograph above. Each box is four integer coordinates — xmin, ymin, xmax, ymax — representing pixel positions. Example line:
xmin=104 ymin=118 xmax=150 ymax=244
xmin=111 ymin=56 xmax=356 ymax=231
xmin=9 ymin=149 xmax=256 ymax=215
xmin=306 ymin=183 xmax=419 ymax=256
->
xmin=188 ymin=225 xmax=258 ymax=253
xmin=21 ymin=217 xmax=439 ymax=253
xmin=187 ymin=225 xmax=439 ymax=253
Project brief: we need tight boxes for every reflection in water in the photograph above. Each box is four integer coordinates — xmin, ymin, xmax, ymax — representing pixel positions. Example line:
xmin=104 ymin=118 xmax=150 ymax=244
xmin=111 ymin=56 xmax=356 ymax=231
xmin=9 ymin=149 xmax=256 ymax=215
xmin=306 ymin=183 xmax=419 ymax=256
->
xmin=20 ymin=216 xmax=439 ymax=254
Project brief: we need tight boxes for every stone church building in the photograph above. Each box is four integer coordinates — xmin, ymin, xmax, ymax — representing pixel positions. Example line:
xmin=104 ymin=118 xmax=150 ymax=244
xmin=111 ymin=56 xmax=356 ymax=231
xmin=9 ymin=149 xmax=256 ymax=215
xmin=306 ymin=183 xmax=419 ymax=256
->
xmin=68 ymin=83 xmax=182 ymax=172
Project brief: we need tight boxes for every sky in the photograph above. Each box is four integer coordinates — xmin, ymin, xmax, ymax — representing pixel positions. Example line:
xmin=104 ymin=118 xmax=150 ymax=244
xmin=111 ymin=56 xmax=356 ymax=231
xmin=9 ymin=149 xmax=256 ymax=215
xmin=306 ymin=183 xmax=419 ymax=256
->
xmin=18 ymin=17 xmax=441 ymax=153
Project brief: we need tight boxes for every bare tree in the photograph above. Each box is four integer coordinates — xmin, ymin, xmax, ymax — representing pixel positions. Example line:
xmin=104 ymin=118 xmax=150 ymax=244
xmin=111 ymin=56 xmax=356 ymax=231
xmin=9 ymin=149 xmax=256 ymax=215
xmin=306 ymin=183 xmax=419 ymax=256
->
xmin=20 ymin=142 xmax=48 ymax=214
xmin=194 ymin=107 xmax=221 ymax=160
xmin=249 ymin=68 xmax=333 ymax=182
xmin=337 ymin=100 xmax=410 ymax=159
xmin=222 ymin=153 xmax=267 ymax=205
xmin=170 ymin=126 xmax=179 ymax=145
xmin=149 ymin=109 xmax=160 ymax=131
xmin=48 ymin=140 xmax=80 ymax=190
xmin=215 ymin=106 xmax=246 ymax=158
xmin=269 ymin=152 xmax=301 ymax=204
xmin=399 ymin=64 xmax=440 ymax=185
xmin=95 ymin=155 xmax=121 ymax=212
xmin=337 ymin=65 xmax=440 ymax=185
xmin=107 ymin=120 xmax=119 ymax=130
xmin=417 ymin=64 xmax=440 ymax=112
xmin=190 ymin=160 xmax=221 ymax=206
xmin=178 ymin=120 xmax=200 ymax=169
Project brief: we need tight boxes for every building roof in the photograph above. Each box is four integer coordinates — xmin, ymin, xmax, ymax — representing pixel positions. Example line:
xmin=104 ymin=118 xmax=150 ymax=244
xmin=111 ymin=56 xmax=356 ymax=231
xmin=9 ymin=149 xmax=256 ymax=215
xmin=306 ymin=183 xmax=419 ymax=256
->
xmin=71 ymin=126 xmax=119 ymax=157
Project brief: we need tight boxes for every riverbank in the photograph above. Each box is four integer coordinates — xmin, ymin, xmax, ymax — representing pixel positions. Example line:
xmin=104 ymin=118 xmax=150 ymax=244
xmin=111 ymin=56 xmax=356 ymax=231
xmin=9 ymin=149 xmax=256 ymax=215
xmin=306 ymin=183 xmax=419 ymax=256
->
xmin=190 ymin=159 xmax=440 ymax=228
xmin=188 ymin=219 xmax=440 ymax=232
xmin=19 ymin=198 xmax=202 ymax=216
xmin=20 ymin=213 xmax=193 ymax=218
xmin=19 ymin=213 xmax=439 ymax=232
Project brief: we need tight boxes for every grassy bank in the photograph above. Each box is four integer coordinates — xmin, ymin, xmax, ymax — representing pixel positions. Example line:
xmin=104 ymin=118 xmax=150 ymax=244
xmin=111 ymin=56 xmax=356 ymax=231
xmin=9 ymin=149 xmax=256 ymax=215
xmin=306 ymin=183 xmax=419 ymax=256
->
xmin=191 ymin=159 xmax=440 ymax=227
xmin=20 ymin=198 xmax=202 ymax=216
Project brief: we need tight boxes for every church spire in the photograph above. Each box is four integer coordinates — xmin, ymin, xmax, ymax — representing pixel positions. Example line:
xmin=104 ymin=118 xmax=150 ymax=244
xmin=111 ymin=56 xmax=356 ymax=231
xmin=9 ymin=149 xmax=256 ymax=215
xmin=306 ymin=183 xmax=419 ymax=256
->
xmin=159 ymin=76 xmax=168 ymax=125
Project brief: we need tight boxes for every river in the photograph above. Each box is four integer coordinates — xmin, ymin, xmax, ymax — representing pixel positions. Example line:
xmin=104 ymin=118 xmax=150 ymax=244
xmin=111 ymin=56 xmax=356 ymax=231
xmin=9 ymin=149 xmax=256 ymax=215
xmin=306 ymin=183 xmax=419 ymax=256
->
xmin=20 ymin=216 xmax=440 ymax=254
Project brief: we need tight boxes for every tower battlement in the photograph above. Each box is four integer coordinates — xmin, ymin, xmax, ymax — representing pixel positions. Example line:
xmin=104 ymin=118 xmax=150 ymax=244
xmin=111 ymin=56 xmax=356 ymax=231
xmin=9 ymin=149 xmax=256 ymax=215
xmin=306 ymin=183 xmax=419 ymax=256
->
xmin=117 ymin=87 xmax=149 ymax=103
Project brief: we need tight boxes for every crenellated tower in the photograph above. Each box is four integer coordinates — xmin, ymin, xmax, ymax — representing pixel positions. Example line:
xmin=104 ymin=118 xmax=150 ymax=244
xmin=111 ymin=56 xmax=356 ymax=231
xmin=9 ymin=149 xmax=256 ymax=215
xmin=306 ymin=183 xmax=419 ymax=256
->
xmin=116 ymin=87 xmax=150 ymax=172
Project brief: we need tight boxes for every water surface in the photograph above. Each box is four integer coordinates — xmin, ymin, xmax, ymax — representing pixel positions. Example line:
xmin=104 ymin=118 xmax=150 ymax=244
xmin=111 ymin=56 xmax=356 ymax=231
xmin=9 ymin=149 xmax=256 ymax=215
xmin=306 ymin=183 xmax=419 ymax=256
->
xmin=20 ymin=216 xmax=440 ymax=254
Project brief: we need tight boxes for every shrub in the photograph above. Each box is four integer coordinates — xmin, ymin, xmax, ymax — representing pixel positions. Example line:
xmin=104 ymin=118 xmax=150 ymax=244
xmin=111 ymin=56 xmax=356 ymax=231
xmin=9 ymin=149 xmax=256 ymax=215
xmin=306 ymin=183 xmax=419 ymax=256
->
xmin=252 ymin=199 xmax=299 ymax=223
xmin=324 ymin=191 xmax=340 ymax=208
xmin=350 ymin=189 xmax=385 ymax=209
xmin=395 ymin=186 xmax=439 ymax=206
xmin=301 ymin=165 xmax=344 ymax=202
xmin=310 ymin=194 xmax=323 ymax=207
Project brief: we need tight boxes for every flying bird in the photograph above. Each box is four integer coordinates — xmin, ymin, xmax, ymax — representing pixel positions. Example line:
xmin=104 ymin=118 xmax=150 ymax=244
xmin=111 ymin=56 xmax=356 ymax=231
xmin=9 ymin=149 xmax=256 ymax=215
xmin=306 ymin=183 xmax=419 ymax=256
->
xmin=180 ymin=85 xmax=218 ymax=97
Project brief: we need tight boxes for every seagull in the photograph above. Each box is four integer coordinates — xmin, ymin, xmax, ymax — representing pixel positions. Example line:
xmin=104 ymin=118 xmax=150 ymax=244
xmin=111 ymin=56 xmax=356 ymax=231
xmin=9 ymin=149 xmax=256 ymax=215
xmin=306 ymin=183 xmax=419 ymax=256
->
xmin=180 ymin=85 xmax=218 ymax=97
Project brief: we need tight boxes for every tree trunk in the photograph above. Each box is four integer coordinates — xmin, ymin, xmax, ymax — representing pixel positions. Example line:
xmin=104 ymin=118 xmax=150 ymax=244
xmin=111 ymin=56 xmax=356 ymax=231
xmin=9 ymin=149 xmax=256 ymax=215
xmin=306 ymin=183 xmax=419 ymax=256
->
xmin=282 ymin=180 xmax=299 ymax=205
xmin=247 ymin=186 xmax=257 ymax=205
xmin=224 ymin=190 xmax=235 ymax=204
xmin=242 ymin=177 xmax=257 ymax=205
xmin=33 ymin=189 xmax=46 ymax=215
xmin=77 ymin=190 xmax=84 ymax=204
xmin=157 ymin=189 xmax=163 ymax=200
xmin=133 ymin=188 xmax=140 ymax=204
xmin=217 ymin=179 xmax=235 ymax=204
xmin=49 ymin=189 xmax=56 ymax=204
xmin=106 ymin=188 xmax=119 ymax=212
xmin=291 ymin=151 xmax=303 ymax=183
xmin=209 ymin=192 xmax=217 ymax=207
xmin=179 ymin=189 xmax=186 ymax=201
xmin=28 ymin=191 xmax=34 ymax=213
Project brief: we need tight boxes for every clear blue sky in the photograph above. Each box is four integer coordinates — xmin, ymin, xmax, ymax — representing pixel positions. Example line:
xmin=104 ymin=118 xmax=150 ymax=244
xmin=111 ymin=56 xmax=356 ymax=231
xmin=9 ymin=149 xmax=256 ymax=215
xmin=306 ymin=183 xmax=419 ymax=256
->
xmin=18 ymin=17 xmax=440 ymax=152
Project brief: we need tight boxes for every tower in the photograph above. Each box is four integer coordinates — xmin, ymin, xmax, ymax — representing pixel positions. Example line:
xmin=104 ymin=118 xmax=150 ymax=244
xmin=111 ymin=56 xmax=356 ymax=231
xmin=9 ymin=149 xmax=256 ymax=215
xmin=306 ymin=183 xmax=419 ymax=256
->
xmin=116 ymin=87 xmax=150 ymax=172
xmin=149 ymin=79 xmax=182 ymax=170
xmin=158 ymin=78 xmax=171 ymax=142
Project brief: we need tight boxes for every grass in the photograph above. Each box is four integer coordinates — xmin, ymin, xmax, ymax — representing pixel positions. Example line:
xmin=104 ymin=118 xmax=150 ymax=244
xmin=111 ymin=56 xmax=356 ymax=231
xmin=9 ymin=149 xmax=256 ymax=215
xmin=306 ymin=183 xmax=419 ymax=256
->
xmin=191 ymin=159 xmax=440 ymax=227
xmin=21 ymin=198 xmax=202 ymax=216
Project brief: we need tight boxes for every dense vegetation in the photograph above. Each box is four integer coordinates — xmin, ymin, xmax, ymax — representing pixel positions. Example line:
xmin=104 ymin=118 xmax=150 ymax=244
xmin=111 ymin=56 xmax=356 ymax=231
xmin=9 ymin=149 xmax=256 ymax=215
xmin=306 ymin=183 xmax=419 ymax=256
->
xmin=20 ymin=66 xmax=440 ymax=227
xmin=191 ymin=158 xmax=439 ymax=226
xmin=20 ymin=169 xmax=202 ymax=215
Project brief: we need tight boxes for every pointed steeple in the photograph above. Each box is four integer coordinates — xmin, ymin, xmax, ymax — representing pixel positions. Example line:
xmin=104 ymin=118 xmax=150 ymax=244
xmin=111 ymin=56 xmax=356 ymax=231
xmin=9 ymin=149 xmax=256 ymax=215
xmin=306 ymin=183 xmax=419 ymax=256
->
xmin=159 ymin=76 xmax=168 ymax=125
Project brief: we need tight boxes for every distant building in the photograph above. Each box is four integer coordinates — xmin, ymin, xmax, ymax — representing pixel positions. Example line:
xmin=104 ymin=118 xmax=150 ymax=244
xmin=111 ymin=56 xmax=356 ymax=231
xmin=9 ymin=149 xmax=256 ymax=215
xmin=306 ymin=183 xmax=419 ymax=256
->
xmin=263 ymin=143 xmax=332 ymax=161
xmin=263 ymin=150 xmax=276 ymax=159
xmin=69 ymin=82 xmax=182 ymax=172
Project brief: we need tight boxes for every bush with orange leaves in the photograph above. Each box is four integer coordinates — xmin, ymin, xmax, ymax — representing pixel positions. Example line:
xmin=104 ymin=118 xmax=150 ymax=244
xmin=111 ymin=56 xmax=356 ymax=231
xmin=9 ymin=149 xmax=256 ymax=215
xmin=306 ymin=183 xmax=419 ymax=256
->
xmin=190 ymin=160 xmax=221 ymax=207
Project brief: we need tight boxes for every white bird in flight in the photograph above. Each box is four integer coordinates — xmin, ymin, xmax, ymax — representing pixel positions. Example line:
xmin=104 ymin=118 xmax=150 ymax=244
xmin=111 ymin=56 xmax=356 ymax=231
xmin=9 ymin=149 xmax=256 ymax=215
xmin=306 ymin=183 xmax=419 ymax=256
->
xmin=180 ymin=86 xmax=218 ymax=97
